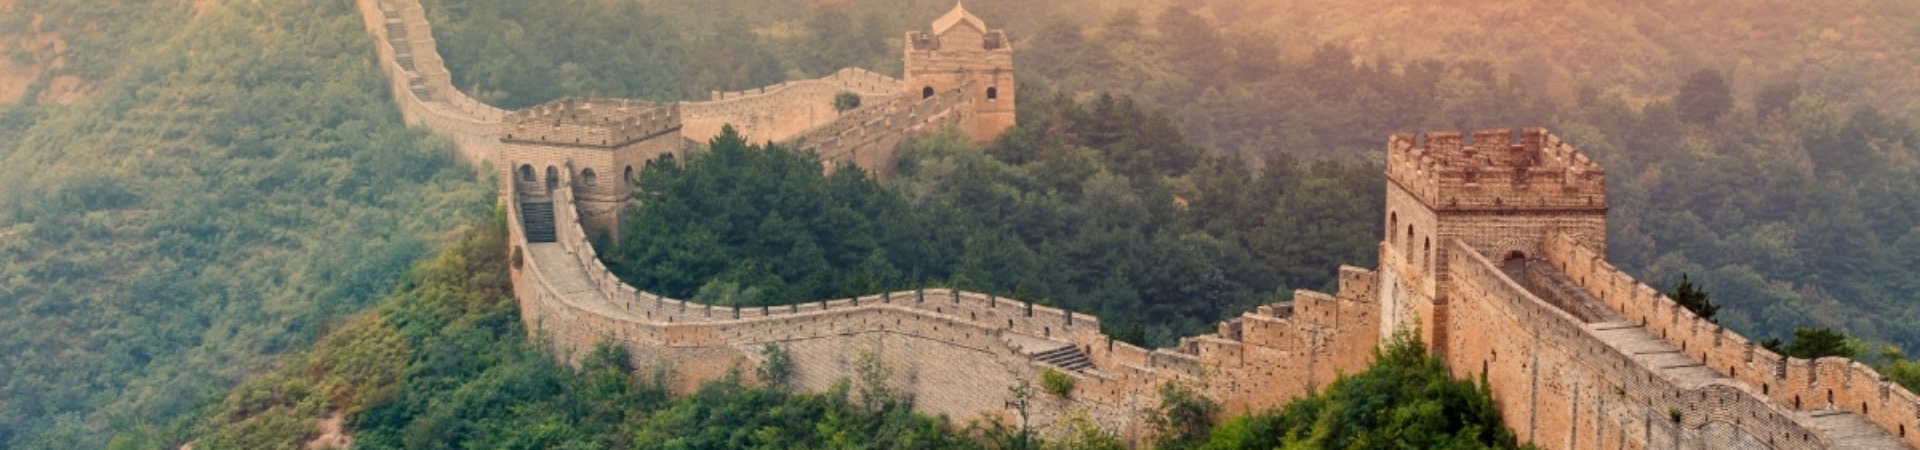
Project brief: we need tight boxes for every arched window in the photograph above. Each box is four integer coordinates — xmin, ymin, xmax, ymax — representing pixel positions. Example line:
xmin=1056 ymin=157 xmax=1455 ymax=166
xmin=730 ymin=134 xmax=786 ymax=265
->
xmin=1389 ymin=212 xmax=1397 ymax=244
xmin=1423 ymin=237 xmax=1432 ymax=273
xmin=580 ymin=168 xmax=598 ymax=186
xmin=922 ymin=86 xmax=935 ymax=99
xmin=519 ymin=164 xmax=535 ymax=182
xmin=624 ymin=166 xmax=635 ymax=184
xmin=1405 ymin=225 xmax=1415 ymax=265
xmin=545 ymin=166 xmax=560 ymax=190
xmin=987 ymin=87 xmax=998 ymax=101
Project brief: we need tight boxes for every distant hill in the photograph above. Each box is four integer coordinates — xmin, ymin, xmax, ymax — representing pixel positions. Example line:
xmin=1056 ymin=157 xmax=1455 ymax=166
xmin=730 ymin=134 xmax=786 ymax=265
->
xmin=1180 ymin=0 xmax=1920 ymax=116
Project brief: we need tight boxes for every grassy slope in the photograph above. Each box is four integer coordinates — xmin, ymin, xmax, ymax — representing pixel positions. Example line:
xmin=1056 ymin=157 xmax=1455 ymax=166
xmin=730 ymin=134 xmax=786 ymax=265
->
xmin=0 ymin=0 xmax=490 ymax=447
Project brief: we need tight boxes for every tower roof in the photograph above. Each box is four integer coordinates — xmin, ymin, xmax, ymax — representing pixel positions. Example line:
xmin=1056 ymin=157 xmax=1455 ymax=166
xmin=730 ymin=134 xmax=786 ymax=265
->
xmin=931 ymin=2 xmax=986 ymax=35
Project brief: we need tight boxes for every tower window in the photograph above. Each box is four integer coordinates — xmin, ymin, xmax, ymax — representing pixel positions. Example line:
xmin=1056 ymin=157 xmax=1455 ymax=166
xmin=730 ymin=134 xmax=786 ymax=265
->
xmin=987 ymin=87 xmax=998 ymax=101
xmin=519 ymin=164 xmax=535 ymax=182
xmin=581 ymin=168 xmax=598 ymax=186
xmin=1389 ymin=212 xmax=1397 ymax=245
xmin=1424 ymin=237 xmax=1432 ymax=273
xmin=923 ymin=86 xmax=935 ymax=99
xmin=1405 ymin=225 xmax=1415 ymax=265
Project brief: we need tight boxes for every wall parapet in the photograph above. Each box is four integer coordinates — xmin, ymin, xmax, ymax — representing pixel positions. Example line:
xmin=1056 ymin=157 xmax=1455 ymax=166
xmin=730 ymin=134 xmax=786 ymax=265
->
xmin=502 ymin=99 xmax=682 ymax=148
xmin=1386 ymin=128 xmax=1606 ymax=213
xmin=1540 ymin=234 xmax=1920 ymax=448
xmin=1447 ymin=238 xmax=1850 ymax=449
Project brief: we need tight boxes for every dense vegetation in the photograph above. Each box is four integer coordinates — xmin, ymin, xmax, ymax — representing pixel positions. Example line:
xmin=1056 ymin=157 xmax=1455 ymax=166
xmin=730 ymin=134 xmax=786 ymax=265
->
xmin=607 ymin=97 xmax=1380 ymax=345
xmin=1190 ymin=333 xmax=1525 ymax=450
xmin=0 ymin=0 xmax=492 ymax=447
xmin=185 ymin=216 xmax=982 ymax=450
xmin=1175 ymin=0 xmax=1920 ymax=117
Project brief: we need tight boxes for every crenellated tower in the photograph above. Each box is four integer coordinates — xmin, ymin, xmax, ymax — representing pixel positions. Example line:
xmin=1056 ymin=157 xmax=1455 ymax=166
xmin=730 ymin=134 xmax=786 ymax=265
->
xmin=904 ymin=3 xmax=1015 ymax=144
xmin=499 ymin=98 xmax=686 ymax=243
xmin=1377 ymin=128 xmax=1608 ymax=357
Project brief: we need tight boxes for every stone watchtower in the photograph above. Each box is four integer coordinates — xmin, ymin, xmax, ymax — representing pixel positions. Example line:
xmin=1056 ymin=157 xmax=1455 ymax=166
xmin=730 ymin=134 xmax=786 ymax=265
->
xmin=500 ymin=98 xmax=685 ymax=243
xmin=904 ymin=3 xmax=1014 ymax=144
xmin=1377 ymin=128 xmax=1608 ymax=356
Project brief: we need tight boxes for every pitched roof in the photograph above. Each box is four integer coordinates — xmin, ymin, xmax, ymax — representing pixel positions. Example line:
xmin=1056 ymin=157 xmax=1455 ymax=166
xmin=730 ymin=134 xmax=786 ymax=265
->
xmin=931 ymin=2 xmax=986 ymax=36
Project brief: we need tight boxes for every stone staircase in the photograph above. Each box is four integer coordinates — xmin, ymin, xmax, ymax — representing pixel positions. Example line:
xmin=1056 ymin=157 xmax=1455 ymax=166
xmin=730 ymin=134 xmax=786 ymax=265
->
xmin=521 ymin=200 xmax=556 ymax=243
xmin=1032 ymin=345 xmax=1094 ymax=372
xmin=379 ymin=6 xmax=432 ymax=100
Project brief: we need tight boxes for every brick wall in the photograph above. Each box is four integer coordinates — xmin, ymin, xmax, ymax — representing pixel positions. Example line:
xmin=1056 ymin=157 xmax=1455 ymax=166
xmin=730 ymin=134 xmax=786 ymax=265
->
xmin=1546 ymin=234 xmax=1920 ymax=448
xmin=680 ymin=68 xmax=904 ymax=145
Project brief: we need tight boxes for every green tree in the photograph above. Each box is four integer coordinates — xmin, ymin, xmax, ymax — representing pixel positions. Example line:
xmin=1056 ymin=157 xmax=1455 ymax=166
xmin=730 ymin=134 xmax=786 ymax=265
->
xmin=756 ymin=343 xmax=794 ymax=389
xmin=1150 ymin=382 xmax=1220 ymax=450
xmin=1667 ymin=273 xmax=1718 ymax=323
xmin=834 ymin=91 xmax=863 ymax=113
xmin=1676 ymin=69 xmax=1734 ymax=125
xmin=1768 ymin=327 xmax=1862 ymax=359
xmin=1040 ymin=368 xmax=1075 ymax=399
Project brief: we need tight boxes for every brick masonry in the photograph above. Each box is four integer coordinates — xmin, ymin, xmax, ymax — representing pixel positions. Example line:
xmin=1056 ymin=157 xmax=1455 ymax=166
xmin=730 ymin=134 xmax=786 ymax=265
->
xmin=354 ymin=0 xmax=1918 ymax=447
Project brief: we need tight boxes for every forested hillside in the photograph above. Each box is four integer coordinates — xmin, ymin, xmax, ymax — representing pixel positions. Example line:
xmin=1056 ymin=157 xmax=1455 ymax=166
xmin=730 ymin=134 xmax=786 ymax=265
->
xmin=608 ymin=104 xmax=1379 ymax=346
xmin=424 ymin=0 xmax=1920 ymax=353
xmin=0 ymin=0 xmax=491 ymax=447
xmin=1182 ymin=0 xmax=1920 ymax=116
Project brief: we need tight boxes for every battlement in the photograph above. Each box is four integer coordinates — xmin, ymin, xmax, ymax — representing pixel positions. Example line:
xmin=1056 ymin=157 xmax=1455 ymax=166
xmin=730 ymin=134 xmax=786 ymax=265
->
xmin=908 ymin=3 xmax=1010 ymax=52
xmin=1386 ymin=128 xmax=1606 ymax=212
xmin=907 ymin=29 xmax=1010 ymax=52
xmin=502 ymin=98 xmax=683 ymax=148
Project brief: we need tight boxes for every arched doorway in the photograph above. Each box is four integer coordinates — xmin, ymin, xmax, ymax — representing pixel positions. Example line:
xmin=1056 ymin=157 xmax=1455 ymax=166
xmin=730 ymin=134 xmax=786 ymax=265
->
xmin=545 ymin=166 xmax=560 ymax=192
xmin=922 ymin=86 xmax=934 ymax=99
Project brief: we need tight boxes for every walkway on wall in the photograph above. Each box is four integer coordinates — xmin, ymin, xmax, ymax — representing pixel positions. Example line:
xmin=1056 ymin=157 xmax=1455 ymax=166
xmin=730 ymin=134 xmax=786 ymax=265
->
xmin=527 ymin=244 xmax=628 ymax=318
xmin=1588 ymin=320 xmax=1903 ymax=448
xmin=1478 ymin=249 xmax=1907 ymax=449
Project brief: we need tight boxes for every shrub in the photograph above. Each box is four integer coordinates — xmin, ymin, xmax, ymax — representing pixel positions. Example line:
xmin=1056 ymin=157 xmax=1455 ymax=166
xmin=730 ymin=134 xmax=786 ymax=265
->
xmin=1040 ymin=368 xmax=1074 ymax=399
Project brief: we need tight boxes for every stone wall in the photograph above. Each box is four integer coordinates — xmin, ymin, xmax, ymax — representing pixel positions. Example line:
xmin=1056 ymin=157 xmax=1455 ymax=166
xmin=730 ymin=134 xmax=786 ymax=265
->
xmin=1444 ymin=238 xmax=1839 ymax=449
xmin=789 ymin=83 xmax=974 ymax=175
xmin=502 ymin=175 xmax=1388 ymax=442
xmin=354 ymin=0 xmax=505 ymax=169
xmin=679 ymin=68 xmax=903 ymax=146
xmin=1386 ymin=128 xmax=1607 ymax=214
xmin=1546 ymin=234 xmax=1920 ymax=449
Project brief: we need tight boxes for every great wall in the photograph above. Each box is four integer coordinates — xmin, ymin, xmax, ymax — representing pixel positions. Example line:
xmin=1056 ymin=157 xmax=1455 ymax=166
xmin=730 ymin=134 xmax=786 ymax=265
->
xmin=351 ymin=0 xmax=1920 ymax=447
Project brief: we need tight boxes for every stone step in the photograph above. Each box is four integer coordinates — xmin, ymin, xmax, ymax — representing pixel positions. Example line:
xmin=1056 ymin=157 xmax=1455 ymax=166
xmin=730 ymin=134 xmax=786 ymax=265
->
xmin=521 ymin=201 xmax=557 ymax=243
xmin=1032 ymin=345 xmax=1094 ymax=371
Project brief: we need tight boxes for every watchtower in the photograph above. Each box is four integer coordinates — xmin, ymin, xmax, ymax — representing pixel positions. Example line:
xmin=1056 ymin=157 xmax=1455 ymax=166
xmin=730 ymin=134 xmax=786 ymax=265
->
xmin=1377 ymin=128 xmax=1608 ymax=356
xmin=499 ymin=98 xmax=685 ymax=242
xmin=904 ymin=3 xmax=1015 ymax=144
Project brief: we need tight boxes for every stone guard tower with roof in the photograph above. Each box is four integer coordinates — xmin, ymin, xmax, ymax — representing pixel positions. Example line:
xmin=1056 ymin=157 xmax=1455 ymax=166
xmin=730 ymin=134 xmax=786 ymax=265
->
xmin=1378 ymin=128 xmax=1609 ymax=357
xmin=904 ymin=3 xmax=1015 ymax=144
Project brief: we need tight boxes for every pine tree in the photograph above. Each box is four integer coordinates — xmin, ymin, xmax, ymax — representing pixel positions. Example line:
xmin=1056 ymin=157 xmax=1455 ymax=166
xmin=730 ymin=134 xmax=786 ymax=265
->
xmin=1668 ymin=273 xmax=1718 ymax=323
